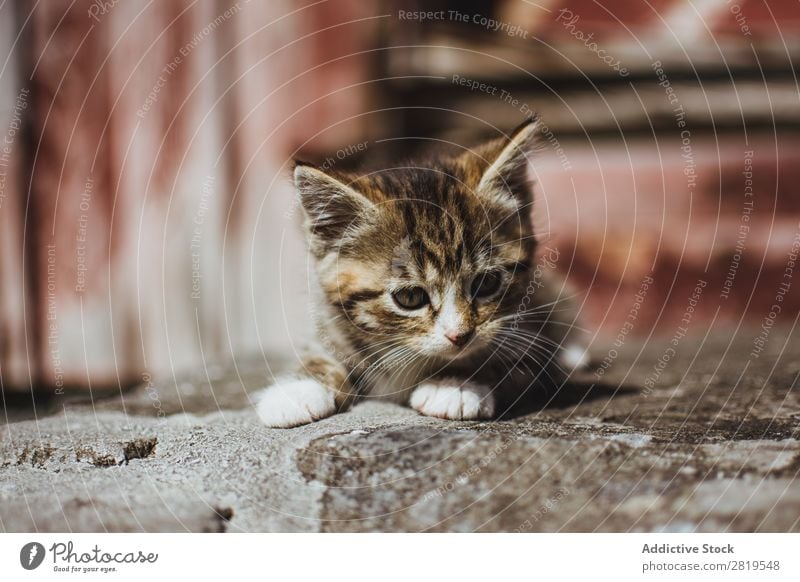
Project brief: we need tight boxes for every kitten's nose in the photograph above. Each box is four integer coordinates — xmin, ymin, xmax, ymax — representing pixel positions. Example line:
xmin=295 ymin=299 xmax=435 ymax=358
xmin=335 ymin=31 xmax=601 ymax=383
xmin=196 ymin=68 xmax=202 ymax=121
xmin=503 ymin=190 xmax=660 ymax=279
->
xmin=445 ymin=329 xmax=473 ymax=347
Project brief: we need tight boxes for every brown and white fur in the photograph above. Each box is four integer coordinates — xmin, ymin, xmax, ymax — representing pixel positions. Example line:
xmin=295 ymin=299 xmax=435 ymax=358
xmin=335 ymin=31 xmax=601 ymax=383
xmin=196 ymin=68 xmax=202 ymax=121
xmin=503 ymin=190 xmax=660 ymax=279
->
xmin=256 ymin=119 xmax=588 ymax=428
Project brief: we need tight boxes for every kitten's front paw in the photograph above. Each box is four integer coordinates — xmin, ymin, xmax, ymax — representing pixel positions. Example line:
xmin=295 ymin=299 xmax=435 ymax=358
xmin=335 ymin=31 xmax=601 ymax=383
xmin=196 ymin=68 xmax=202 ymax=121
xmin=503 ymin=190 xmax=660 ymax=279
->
xmin=255 ymin=378 xmax=336 ymax=428
xmin=409 ymin=379 xmax=495 ymax=420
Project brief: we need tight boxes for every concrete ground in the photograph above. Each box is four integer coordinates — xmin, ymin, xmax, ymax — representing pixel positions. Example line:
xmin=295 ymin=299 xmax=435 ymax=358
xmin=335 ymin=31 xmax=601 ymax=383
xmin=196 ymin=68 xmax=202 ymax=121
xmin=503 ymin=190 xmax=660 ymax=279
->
xmin=1 ymin=329 xmax=799 ymax=532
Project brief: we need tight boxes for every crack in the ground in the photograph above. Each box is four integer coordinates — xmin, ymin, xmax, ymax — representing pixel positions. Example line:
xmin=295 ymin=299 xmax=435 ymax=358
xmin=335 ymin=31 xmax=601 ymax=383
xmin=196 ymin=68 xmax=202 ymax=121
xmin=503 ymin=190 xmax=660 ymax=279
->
xmin=121 ymin=437 xmax=157 ymax=463
xmin=6 ymin=437 xmax=158 ymax=469
xmin=207 ymin=506 xmax=234 ymax=532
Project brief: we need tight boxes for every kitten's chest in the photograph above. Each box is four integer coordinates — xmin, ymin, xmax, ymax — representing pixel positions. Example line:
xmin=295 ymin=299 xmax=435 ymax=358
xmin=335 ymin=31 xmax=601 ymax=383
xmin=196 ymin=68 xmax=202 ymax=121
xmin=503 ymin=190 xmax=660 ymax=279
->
xmin=357 ymin=360 xmax=428 ymax=403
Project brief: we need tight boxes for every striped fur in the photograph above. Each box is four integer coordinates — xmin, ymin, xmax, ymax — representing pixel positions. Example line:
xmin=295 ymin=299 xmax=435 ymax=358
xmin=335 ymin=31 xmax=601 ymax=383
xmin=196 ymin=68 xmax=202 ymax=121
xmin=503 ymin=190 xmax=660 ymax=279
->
xmin=256 ymin=119 xmax=587 ymax=427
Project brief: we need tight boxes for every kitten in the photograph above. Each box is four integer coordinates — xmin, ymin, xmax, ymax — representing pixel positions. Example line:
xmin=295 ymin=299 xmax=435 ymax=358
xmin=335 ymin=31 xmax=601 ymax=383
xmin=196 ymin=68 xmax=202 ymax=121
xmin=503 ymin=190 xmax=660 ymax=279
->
xmin=256 ymin=118 xmax=588 ymax=428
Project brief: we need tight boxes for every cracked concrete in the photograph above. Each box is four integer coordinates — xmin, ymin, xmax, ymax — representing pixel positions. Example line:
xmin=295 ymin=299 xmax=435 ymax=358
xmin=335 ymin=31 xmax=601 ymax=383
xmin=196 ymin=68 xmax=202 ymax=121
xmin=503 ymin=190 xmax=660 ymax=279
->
xmin=1 ymin=330 xmax=799 ymax=532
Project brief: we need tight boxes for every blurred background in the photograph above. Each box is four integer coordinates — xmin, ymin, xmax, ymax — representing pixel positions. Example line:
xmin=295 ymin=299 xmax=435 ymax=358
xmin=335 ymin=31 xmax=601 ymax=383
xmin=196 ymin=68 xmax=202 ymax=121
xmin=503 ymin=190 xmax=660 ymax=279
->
xmin=1 ymin=0 xmax=799 ymax=396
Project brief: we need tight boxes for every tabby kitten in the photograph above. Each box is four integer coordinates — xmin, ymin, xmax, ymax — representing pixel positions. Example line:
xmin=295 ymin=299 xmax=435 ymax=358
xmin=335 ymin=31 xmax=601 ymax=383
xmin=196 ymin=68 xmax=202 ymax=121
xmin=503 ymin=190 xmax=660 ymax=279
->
xmin=256 ymin=119 xmax=588 ymax=428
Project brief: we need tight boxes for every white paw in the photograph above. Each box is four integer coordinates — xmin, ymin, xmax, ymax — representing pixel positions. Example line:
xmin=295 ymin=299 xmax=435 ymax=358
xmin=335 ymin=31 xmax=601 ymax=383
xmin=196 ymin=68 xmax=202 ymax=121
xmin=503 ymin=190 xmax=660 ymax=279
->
xmin=561 ymin=344 xmax=590 ymax=371
xmin=255 ymin=378 xmax=336 ymax=428
xmin=409 ymin=380 xmax=495 ymax=420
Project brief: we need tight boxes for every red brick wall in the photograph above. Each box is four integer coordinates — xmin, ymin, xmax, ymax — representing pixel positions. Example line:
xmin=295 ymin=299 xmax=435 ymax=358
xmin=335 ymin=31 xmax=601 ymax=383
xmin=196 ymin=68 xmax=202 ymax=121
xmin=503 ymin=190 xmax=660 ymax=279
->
xmin=0 ymin=0 xmax=376 ymax=392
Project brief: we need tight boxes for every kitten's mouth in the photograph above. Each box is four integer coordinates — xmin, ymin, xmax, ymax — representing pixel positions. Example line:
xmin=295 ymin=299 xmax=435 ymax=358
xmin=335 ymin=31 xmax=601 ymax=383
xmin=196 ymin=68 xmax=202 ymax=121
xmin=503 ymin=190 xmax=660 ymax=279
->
xmin=430 ymin=339 xmax=482 ymax=361
xmin=415 ymin=329 xmax=490 ymax=362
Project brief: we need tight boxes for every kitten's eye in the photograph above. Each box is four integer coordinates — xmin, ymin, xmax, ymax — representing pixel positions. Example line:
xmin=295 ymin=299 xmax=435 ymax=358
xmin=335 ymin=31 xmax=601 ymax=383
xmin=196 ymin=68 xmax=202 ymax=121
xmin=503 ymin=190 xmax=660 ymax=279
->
xmin=471 ymin=271 xmax=503 ymax=299
xmin=392 ymin=286 xmax=430 ymax=310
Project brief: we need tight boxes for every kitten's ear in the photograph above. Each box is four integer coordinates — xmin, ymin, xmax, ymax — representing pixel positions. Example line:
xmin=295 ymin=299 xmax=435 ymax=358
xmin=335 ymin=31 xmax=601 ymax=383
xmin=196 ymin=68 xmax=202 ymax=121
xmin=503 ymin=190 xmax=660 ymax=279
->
xmin=293 ymin=162 xmax=375 ymax=247
xmin=473 ymin=118 xmax=541 ymax=211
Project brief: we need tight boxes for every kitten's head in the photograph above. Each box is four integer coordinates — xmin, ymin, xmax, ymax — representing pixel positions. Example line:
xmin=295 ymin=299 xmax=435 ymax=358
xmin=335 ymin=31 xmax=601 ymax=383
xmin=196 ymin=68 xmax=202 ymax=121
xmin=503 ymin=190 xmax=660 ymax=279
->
xmin=295 ymin=120 xmax=541 ymax=363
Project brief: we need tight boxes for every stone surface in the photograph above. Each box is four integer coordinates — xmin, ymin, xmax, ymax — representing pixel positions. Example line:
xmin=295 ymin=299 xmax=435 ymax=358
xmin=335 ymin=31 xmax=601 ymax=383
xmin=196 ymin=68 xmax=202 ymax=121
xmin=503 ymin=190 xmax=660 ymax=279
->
xmin=1 ymin=330 xmax=799 ymax=532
